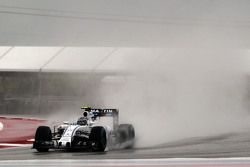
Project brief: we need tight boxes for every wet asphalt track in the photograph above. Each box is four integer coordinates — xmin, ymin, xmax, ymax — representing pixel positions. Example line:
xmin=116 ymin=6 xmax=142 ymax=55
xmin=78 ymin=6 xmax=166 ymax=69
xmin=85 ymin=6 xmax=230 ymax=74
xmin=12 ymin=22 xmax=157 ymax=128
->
xmin=1 ymin=131 xmax=250 ymax=160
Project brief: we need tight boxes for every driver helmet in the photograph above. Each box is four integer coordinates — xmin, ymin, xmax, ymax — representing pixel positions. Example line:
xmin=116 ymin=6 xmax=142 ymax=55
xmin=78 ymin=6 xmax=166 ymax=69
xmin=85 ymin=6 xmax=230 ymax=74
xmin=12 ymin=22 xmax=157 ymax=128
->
xmin=81 ymin=106 xmax=91 ymax=116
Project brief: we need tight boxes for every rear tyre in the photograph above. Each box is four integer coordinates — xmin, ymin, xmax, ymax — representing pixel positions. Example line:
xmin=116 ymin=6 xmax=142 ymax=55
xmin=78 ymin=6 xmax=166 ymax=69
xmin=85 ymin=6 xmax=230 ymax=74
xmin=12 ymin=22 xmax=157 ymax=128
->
xmin=34 ymin=126 xmax=52 ymax=152
xmin=89 ymin=126 xmax=107 ymax=152
xmin=117 ymin=124 xmax=135 ymax=148
xmin=128 ymin=125 xmax=135 ymax=139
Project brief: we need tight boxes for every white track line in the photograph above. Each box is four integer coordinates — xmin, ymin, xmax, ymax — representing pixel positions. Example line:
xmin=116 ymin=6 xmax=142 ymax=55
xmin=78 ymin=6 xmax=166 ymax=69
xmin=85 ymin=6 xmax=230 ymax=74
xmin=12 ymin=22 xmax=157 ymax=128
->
xmin=0 ymin=143 xmax=32 ymax=147
xmin=1 ymin=158 xmax=250 ymax=166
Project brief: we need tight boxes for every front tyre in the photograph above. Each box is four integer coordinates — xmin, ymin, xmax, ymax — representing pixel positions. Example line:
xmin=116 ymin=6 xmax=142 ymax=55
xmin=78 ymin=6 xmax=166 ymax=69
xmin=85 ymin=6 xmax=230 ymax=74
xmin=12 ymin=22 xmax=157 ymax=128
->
xmin=89 ymin=126 xmax=107 ymax=152
xmin=33 ymin=126 xmax=52 ymax=152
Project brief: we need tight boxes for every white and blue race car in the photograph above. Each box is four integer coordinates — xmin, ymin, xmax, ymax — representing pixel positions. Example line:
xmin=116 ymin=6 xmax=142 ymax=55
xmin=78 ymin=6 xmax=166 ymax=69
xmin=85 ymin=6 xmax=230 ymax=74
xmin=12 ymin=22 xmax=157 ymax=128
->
xmin=33 ymin=107 xmax=135 ymax=152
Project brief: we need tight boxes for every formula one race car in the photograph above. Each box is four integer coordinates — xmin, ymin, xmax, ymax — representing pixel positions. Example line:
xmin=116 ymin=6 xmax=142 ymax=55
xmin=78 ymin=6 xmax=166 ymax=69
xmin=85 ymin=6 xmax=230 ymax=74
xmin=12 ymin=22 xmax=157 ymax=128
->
xmin=33 ymin=107 xmax=135 ymax=152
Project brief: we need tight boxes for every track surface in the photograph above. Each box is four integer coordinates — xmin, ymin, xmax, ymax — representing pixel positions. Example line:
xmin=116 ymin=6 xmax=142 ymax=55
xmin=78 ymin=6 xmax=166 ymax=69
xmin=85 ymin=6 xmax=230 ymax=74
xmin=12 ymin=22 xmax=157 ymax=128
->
xmin=1 ymin=121 xmax=250 ymax=166
xmin=1 ymin=132 xmax=250 ymax=166
xmin=1 ymin=131 xmax=250 ymax=160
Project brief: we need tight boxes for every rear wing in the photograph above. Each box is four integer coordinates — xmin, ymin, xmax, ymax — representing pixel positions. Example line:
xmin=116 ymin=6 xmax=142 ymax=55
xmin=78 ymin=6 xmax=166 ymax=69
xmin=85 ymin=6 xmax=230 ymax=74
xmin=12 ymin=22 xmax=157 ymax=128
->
xmin=91 ymin=109 xmax=119 ymax=130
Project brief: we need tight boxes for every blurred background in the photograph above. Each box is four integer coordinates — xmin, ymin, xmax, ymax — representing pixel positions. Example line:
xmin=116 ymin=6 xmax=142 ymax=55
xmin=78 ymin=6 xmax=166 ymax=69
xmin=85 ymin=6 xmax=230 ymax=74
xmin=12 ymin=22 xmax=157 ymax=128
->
xmin=1 ymin=0 xmax=250 ymax=147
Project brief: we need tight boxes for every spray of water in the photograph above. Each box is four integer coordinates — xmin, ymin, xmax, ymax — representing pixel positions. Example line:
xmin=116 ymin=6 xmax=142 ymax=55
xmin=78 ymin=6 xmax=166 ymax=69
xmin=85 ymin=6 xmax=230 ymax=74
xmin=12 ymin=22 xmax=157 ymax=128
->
xmin=99 ymin=48 xmax=250 ymax=147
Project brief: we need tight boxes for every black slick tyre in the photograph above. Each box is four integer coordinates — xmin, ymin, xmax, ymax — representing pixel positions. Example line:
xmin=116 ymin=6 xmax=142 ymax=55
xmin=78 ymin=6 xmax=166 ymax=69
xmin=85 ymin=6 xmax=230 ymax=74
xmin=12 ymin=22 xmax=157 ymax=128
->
xmin=117 ymin=124 xmax=135 ymax=148
xmin=34 ymin=126 xmax=52 ymax=152
xmin=89 ymin=126 xmax=107 ymax=152
xmin=118 ymin=124 xmax=135 ymax=140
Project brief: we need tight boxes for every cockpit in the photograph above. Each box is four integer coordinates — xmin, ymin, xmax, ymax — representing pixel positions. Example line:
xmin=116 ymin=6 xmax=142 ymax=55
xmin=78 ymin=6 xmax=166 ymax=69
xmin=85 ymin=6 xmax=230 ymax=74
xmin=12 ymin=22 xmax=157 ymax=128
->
xmin=77 ymin=117 xmax=88 ymax=126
